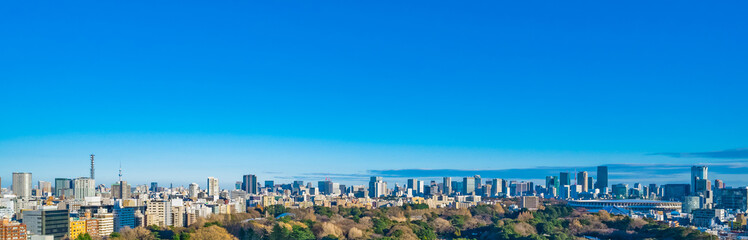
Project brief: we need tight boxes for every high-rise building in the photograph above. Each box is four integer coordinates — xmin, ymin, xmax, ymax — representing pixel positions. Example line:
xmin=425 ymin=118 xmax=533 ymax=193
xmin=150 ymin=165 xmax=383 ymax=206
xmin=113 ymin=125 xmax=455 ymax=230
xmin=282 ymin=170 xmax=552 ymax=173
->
xmin=207 ymin=177 xmax=219 ymax=197
xmin=716 ymin=187 xmax=748 ymax=211
xmin=12 ymin=172 xmax=32 ymax=198
xmin=663 ymin=184 xmax=690 ymax=201
xmin=491 ymin=178 xmax=503 ymax=197
xmin=369 ymin=177 xmax=386 ymax=198
xmin=90 ymin=154 xmax=95 ymax=180
xmin=587 ymin=177 xmax=594 ymax=191
xmin=74 ymin=177 xmax=96 ymax=200
xmin=595 ymin=166 xmax=608 ymax=190
xmin=407 ymin=179 xmax=418 ymax=191
xmin=463 ymin=177 xmax=475 ymax=195
xmin=691 ymin=165 xmax=708 ymax=194
xmin=188 ymin=183 xmax=199 ymax=198
xmin=24 ymin=208 xmax=69 ymax=240
xmin=113 ymin=201 xmax=135 ymax=232
xmin=715 ymin=179 xmax=725 ymax=189
xmin=38 ymin=181 xmax=52 ymax=195
xmin=559 ymin=172 xmax=571 ymax=186
xmin=442 ymin=177 xmax=452 ymax=195
xmin=112 ymin=181 xmax=131 ymax=199
xmin=242 ymin=175 xmax=258 ymax=194
xmin=577 ymin=171 xmax=589 ymax=192
xmin=612 ymin=184 xmax=628 ymax=199
xmin=264 ymin=180 xmax=274 ymax=189
xmin=150 ymin=182 xmax=158 ymax=192
xmin=474 ymin=175 xmax=482 ymax=192
xmin=54 ymin=178 xmax=73 ymax=198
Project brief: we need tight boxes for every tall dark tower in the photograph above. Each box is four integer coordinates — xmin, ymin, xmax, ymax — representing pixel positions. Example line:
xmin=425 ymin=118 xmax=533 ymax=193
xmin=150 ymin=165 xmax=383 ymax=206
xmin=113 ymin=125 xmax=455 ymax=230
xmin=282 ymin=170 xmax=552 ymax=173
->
xmin=90 ymin=154 xmax=95 ymax=180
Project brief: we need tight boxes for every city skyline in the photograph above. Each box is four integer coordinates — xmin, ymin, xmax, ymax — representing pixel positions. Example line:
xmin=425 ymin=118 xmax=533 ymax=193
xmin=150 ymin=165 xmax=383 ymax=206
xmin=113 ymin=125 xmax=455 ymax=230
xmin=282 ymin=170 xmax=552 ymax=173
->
xmin=2 ymin=1 xmax=748 ymax=188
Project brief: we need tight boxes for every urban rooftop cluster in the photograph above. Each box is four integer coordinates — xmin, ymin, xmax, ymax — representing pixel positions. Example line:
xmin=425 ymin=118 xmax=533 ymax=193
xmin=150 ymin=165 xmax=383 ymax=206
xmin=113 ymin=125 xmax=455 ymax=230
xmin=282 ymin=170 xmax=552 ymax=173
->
xmin=0 ymin=155 xmax=746 ymax=240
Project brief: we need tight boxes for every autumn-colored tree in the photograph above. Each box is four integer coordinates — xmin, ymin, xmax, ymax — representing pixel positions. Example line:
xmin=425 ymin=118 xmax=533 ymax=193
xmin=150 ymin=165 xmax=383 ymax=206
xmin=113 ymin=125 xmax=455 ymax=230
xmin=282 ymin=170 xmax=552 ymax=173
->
xmin=192 ymin=225 xmax=238 ymax=240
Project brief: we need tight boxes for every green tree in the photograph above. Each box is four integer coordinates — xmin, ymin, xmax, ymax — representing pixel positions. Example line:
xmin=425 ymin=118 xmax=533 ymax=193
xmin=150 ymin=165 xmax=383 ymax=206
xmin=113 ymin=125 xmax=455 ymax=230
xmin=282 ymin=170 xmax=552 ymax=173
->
xmin=269 ymin=224 xmax=290 ymax=240
xmin=288 ymin=225 xmax=315 ymax=240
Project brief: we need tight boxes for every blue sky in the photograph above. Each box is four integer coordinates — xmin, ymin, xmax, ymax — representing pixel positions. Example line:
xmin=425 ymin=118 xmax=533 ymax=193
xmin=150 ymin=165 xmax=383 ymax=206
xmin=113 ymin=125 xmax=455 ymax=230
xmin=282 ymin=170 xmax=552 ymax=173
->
xmin=1 ymin=1 xmax=747 ymax=188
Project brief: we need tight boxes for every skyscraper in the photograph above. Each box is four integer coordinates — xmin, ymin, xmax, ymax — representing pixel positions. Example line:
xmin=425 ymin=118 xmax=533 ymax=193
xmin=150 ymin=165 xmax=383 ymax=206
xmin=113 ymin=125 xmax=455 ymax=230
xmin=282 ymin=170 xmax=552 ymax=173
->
xmin=463 ymin=177 xmax=475 ymax=195
xmin=577 ymin=171 xmax=589 ymax=192
xmin=188 ymin=183 xmax=199 ymax=198
xmin=368 ymin=176 xmax=386 ymax=198
xmin=207 ymin=177 xmax=219 ymax=197
xmin=691 ymin=166 xmax=708 ymax=194
xmin=90 ymin=154 xmax=95 ymax=180
xmin=559 ymin=172 xmax=571 ymax=186
xmin=715 ymin=179 xmax=725 ymax=189
xmin=491 ymin=178 xmax=503 ymax=197
xmin=12 ymin=172 xmax=32 ymax=198
xmin=442 ymin=177 xmax=452 ymax=195
xmin=596 ymin=166 xmax=608 ymax=190
xmin=74 ymin=177 xmax=95 ymax=200
xmin=112 ymin=181 xmax=131 ymax=199
xmin=38 ymin=181 xmax=52 ymax=195
xmin=54 ymin=178 xmax=72 ymax=198
xmin=242 ymin=175 xmax=258 ymax=194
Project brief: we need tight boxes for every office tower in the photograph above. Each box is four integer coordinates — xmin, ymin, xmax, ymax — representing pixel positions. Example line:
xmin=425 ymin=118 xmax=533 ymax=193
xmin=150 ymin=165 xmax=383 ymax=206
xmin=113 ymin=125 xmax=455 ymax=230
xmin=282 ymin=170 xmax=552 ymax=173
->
xmin=242 ymin=175 xmax=258 ymax=194
xmin=90 ymin=154 xmax=95 ymax=180
xmin=520 ymin=196 xmax=540 ymax=210
xmin=112 ymin=181 xmax=131 ymax=199
xmin=54 ymin=178 xmax=73 ymax=198
xmin=188 ymin=183 xmax=199 ymax=198
xmin=474 ymin=175 xmax=482 ymax=191
xmin=332 ymin=182 xmax=341 ymax=195
xmin=0 ymin=219 xmax=27 ymax=240
xmin=452 ymin=181 xmax=462 ymax=196
xmin=682 ymin=196 xmax=701 ymax=213
xmin=264 ymin=180 xmax=274 ymax=189
xmin=491 ymin=178 xmax=503 ymax=197
xmin=559 ymin=172 xmax=571 ymax=186
xmin=716 ymin=187 xmax=748 ymax=211
xmin=407 ymin=179 xmax=417 ymax=191
xmin=663 ymin=184 xmax=690 ymax=201
xmin=113 ymin=201 xmax=136 ymax=232
xmin=691 ymin=165 xmax=708 ymax=194
xmin=24 ymin=209 xmax=69 ymax=240
xmin=369 ymin=177 xmax=386 ymax=198
xmin=293 ymin=181 xmax=304 ymax=192
xmin=38 ymin=181 xmax=52 ymax=195
xmin=74 ymin=177 xmax=95 ymax=200
xmin=442 ymin=177 xmax=452 ymax=195
xmin=649 ymin=184 xmax=659 ymax=197
xmin=12 ymin=172 xmax=32 ymax=198
xmin=596 ymin=166 xmax=608 ymax=190
xmin=612 ymin=184 xmax=628 ymax=199
xmin=577 ymin=171 xmax=589 ymax=192
xmin=715 ymin=179 xmax=725 ymax=189
xmin=545 ymin=176 xmax=557 ymax=189
xmin=587 ymin=177 xmax=593 ymax=191
xmin=317 ymin=181 xmax=333 ymax=195
xmin=695 ymin=179 xmax=711 ymax=194
xmin=150 ymin=182 xmax=158 ymax=192
xmin=207 ymin=177 xmax=219 ymax=197
xmin=463 ymin=177 xmax=475 ymax=195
